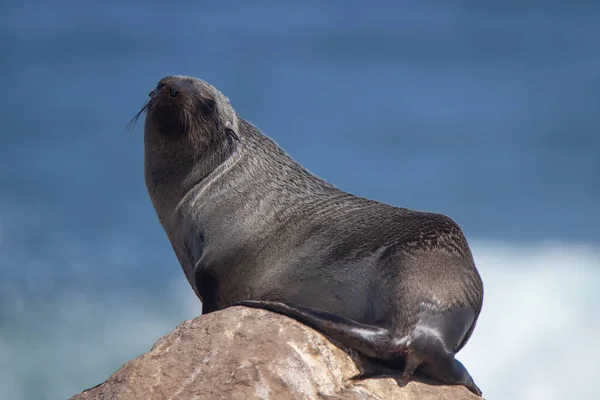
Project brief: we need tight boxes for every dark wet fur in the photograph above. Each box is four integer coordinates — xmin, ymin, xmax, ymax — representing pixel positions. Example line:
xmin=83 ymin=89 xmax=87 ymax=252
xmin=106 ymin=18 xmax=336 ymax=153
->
xmin=141 ymin=75 xmax=485 ymax=397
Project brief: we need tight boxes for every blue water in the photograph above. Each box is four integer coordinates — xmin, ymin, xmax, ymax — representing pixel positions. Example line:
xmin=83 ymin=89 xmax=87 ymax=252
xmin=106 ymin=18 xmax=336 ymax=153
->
xmin=1 ymin=1 xmax=599 ymax=399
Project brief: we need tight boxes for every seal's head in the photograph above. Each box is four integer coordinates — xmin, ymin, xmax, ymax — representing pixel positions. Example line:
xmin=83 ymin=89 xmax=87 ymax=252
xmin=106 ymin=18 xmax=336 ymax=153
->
xmin=133 ymin=75 xmax=239 ymax=146
xmin=131 ymin=76 xmax=240 ymax=212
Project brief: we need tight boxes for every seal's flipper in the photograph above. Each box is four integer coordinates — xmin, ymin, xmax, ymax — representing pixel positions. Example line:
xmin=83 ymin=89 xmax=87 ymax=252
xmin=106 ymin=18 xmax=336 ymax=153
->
xmin=234 ymin=300 xmax=482 ymax=396
xmin=417 ymin=349 xmax=482 ymax=396
xmin=233 ymin=300 xmax=397 ymax=359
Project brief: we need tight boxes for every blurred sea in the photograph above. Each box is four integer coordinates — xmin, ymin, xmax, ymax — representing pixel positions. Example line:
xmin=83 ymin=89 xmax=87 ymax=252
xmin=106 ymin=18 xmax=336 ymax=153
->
xmin=1 ymin=1 xmax=599 ymax=399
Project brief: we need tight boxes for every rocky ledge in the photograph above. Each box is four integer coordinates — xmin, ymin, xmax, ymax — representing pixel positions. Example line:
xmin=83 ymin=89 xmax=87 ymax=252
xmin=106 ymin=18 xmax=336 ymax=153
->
xmin=69 ymin=307 xmax=482 ymax=400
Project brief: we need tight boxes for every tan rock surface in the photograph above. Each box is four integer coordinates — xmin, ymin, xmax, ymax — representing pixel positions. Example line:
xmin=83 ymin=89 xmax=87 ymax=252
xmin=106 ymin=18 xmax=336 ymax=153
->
xmin=69 ymin=307 xmax=482 ymax=400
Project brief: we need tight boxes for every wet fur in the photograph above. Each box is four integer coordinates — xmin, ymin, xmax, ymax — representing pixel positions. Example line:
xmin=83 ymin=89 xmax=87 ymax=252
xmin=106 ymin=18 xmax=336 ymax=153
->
xmin=138 ymin=75 xmax=484 ymax=396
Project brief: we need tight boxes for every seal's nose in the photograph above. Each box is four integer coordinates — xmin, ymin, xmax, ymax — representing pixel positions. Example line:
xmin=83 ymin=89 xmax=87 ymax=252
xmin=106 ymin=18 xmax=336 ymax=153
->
xmin=155 ymin=77 xmax=183 ymax=98
xmin=169 ymin=85 xmax=179 ymax=98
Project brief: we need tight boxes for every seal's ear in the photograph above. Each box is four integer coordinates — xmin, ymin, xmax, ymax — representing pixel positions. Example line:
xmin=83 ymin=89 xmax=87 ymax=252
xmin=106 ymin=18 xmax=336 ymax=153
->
xmin=225 ymin=121 xmax=239 ymax=141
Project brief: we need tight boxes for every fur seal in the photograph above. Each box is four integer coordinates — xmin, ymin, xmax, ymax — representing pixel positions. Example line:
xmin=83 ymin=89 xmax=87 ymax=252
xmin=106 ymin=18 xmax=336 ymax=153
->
xmin=132 ymin=75 xmax=484 ymax=396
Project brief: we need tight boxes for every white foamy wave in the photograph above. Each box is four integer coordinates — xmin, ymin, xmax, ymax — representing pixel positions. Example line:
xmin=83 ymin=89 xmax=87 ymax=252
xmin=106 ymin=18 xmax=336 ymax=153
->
xmin=1 ymin=239 xmax=599 ymax=399
xmin=460 ymin=241 xmax=600 ymax=400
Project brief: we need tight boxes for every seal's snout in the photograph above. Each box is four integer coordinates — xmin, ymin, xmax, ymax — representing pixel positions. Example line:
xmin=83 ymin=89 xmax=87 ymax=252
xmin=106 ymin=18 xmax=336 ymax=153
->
xmin=127 ymin=76 xmax=199 ymax=134
xmin=154 ymin=77 xmax=185 ymax=99
xmin=149 ymin=75 xmax=188 ymax=96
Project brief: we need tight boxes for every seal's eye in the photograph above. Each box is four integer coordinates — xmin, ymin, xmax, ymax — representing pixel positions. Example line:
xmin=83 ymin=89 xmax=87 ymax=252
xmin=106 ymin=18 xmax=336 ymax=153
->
xmin=199 ymin=98 xmax=216 ymax=115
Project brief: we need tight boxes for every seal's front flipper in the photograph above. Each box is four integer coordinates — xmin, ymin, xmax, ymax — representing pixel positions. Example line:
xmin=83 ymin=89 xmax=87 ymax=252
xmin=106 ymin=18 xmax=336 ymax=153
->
xmin=233 ymin=300 xmax=397 ymax=359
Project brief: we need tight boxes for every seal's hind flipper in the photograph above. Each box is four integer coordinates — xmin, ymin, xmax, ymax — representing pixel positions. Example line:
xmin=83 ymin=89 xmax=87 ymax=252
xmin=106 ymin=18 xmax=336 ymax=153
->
xmin=233 ymin=300 xmax=396 ymax=359
xmin=233 ymin=300 xmax=482 ymax=396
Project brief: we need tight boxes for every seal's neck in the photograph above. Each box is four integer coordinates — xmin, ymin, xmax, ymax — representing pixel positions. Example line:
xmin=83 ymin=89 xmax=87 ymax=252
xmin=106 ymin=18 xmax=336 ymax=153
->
xmin=186 ymin=118 xmax=338 ymax=224
xmin=144 ymin=128 xmax=237 ymax=223
xmin=147 ymin=117 xmax=338 ymax=243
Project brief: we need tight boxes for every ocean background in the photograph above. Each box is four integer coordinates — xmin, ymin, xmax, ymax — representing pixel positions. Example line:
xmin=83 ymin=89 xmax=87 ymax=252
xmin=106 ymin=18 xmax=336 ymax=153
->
xmin=1 ymin=1 xmax=599 ymax=399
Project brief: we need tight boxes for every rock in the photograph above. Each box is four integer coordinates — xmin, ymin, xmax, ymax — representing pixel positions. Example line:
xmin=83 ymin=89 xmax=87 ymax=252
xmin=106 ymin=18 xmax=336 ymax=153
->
xmin=69 ymin=307 xmax=482 ymax=400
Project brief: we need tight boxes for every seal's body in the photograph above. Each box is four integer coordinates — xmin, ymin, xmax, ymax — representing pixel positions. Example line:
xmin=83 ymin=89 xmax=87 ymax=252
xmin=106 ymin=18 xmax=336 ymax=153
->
xmin=137 ymin=75 xmax=484 ymax=396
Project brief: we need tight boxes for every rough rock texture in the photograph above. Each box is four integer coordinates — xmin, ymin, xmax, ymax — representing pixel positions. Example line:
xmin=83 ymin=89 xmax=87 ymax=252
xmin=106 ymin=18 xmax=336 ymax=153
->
xmin=70 ymin=307 xmax=482 ymax=400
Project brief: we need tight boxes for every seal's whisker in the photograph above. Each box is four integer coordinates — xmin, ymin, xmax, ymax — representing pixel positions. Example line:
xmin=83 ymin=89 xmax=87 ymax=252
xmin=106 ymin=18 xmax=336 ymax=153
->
xmin=179 ymin=109 xmax=185 ymax=133
xmin=184 ymin=109 xmax=193 ymax=137
xmin=125 ymin=101 xmax=151 ymax=132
